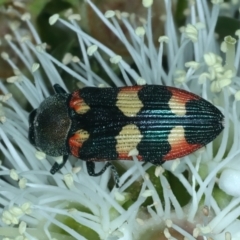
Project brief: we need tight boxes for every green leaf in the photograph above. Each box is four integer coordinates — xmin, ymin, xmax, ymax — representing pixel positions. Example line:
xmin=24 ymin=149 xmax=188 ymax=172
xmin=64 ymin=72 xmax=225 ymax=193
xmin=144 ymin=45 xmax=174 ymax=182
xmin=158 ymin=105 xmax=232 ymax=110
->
xmin=36 ymin=0 xmax=75 ymax=58
xmin=175 ymin=0 xmax=188 ymax=27
xmin=216 ymin=16 xmax=240 ymax=40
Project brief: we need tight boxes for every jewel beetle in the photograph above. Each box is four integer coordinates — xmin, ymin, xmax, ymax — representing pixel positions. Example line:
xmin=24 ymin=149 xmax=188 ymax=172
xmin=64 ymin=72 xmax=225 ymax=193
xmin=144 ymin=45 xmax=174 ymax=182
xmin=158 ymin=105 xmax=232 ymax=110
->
xmin=28 ymin=84 xmax=224 ymax=187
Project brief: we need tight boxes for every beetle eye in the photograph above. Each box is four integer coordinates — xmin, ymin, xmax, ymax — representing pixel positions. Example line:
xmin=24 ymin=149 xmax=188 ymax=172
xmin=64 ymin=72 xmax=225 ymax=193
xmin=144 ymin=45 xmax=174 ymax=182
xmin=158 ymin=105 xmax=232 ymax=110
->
xmin=28 ymin=109 xmax=37 ymax=146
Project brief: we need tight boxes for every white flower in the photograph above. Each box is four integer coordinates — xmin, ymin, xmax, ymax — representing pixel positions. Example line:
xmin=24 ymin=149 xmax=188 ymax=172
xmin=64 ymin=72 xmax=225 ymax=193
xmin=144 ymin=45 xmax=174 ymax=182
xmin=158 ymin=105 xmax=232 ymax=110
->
xmin=0 ymin=0 xmax=240 ymax=239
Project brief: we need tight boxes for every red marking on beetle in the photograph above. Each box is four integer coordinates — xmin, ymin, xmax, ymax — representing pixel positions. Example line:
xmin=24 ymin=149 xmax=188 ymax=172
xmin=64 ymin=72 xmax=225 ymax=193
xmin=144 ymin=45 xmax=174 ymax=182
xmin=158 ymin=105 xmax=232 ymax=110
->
xmin=117 ymin=152 xmax=143 ymax=161
xmin=119 ymin=85 xmax=143 ymax=92
xmin=69 ymin=91 xmax=90 ymax=114
xmin=163 ymin=139 xmax=202 ymax=160
xmin=167 ymin=86 xmax=200 ymax=105
xmin=69 ymin=130 xmax=90 ymax=157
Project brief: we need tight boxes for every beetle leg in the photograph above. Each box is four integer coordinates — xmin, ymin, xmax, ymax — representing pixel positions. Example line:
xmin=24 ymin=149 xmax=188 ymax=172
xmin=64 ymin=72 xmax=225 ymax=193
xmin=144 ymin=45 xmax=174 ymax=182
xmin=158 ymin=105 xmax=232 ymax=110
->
xmin=50 ymin=155 xmax=68 ymax=174
xmin=53 ymin=84 xmax=67 ymax=94
xmin=86 ymin=161 xmax=120 ymax=188
xmin=110 ymin=164 xmax=120 ymax=188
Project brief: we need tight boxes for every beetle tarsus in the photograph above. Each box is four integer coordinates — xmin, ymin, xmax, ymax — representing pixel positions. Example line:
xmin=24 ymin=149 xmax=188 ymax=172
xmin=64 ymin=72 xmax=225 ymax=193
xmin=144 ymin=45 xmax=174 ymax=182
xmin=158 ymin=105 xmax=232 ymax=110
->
xmin=53 ymin=84 xmax=67 ymax=94
xmin=50 ymin=155 xmax=68 ymax=174
xmin=86 ymin=161 xmax=120 ymax=188
xmin=110 ymin=164 xmax=120 ymax=188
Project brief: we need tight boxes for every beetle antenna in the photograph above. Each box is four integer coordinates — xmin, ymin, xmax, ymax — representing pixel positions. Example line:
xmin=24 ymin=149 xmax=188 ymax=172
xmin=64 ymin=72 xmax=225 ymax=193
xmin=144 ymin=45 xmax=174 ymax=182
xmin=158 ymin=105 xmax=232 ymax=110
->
xmin=50 ymin=155 xmax=68 ymax=174
xmin=53 ymin=84 xmax=67 ymax=94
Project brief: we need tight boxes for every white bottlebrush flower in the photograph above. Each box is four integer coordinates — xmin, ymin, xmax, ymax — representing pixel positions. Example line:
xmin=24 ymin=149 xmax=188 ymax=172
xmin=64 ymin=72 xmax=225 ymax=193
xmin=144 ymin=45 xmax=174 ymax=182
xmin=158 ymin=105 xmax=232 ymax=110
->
xmin=0 ymin=0 xmax=240 ymax=240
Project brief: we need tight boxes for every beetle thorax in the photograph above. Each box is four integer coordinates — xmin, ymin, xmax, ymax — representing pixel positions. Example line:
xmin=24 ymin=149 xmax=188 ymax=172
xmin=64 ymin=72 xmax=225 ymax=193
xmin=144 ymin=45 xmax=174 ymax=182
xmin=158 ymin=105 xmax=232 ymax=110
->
xmin=29 ymin=93 xmax=71 ymax=156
